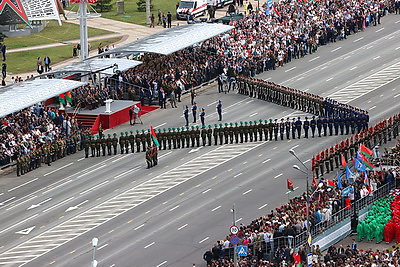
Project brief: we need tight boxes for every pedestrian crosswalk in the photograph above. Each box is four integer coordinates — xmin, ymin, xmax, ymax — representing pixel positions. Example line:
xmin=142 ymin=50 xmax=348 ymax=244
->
xmin=328 ymin=61 xmax=400 ymax=104
xmin=0 ymin=142 xmax=264 ymax=266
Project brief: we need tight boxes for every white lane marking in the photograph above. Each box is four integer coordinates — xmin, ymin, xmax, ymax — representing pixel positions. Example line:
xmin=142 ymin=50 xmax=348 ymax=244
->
xmin=5 ymin=196 xmax=34 ymax=211
xmin=249 ymin=112 xmax=258 ymax=117
xmin=27 ymin=198 xmax=52 ymax=210
xmin=178 ymin=224 xmax=188 ymax=231
xmin=309 ymin=56 xmax=320 ymax=62
xmin=202 ymin=188 xmax=211 ymax=194
xmin=375 ymin=28 xmax=384 ymax=32
xmin=134 ymin=224 xmax=144 ymax=231
xmin=156 ymin=261 xmax=167 ymax=267
xmin=369 ymin=106 xmax=376 ymax=110
xmin=396 ymin=47 xmax=400 ymax=50
xmin=396 ymin=20 xmax=400 ymax=24
xmin=303 ymin=159 xmax=310 ymax=164
xmin=285 ymin=67 xmax=296 ymax=72
xmin=144 ymin=242 xmax=155 ymax=249
xmin=43 ymin=163 xmax=73 ymax=177
xmin=291 ymin=144 xmax=299 ymax=150
xmin=77 ymin=158 xmax=85 ymax=162
xmin=274 ymin=173 xmax=283 ymax=179
xmin=154 ymin=123 xmax=166 ymax=129
xmin=169 ymin=205 xmax=179 ymax=211
xmin=326 ymin=77 xmax=333 ymax=81
xmin=113 ymin=167 xmax=140 ymax=180
xmin=65 ymin=200 xmax=89 ymax=212
xmin=199 ymin=237 xmax=209 ymax=243
xmin=112 ymin=154 xmax=130 ymax=163
xmin=0 ymin=197 xmax=16 ymax=206
xmin=262 ymin=158 xmax=271 ymax=163
xmin=41 ymin=179 xmax=72 ymax=195
xmin=353 ymin=37 xmax=364 ymax=42
xmin=77 ymin=164 xmax=106 ymax=178
xmin=98 ymin=243 xmax=109 ymax=250
xmin=0 ymin=193 xmax=3 ymax=197
xmin=79 ymin=180 xmax=109 ymax=195
xmin=159 ymin=151 xmax=172 ymax=158
xmin=394 ymin=94 xmax=400 ymax=98
xmin=242 ymin=189 xmax=252 ymax=195
xmin=373 ymin=56 xmax=381 ymax=60
xmin=331 ymin=47 xmax=341 ymax=52
xmin=42 ymin=197 xmax=74 ymax=213
xmin=350 ymin=66 xmax=357 ymax=71
xmin=0 ymin=214 xmax=38 ymax=234
xmin=234 ymin=173 xmax=242 ymax=178
xmin=8 ymin=178 xmax=39 ymax=192
xmin=15 ymin=226 xmax=35 ymax=235
xmin=236 ymin=218 xmax=242 ymax=223
xmin=211 ymin=205 xmax=221 ymax=211
xmin=258 ymin=203 xmax=268 ymax=210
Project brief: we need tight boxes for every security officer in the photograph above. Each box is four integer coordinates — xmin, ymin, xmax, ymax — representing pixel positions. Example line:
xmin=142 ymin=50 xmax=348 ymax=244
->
xmin=303 ymin=117 xmax=310 ymax=138
xmin=112 ymin=133 xmax=118 ymax=155
xmin=129 ymin=131 xmax=135 ymax=153
xmin=279 ymin=118 xmax=285 ymax=140
xmin=328 ymin=115 xmax=334 ymax=136
xmin=295 ymin=117 xmax=302 ymax=139
xmin=333 ymin=115 xmax=339 ymax=135
xmin=184 ymin=105 xmax=189 ymax=126
xmin=310 ymin=116 xmax=316 ymax=138
xmin=192 ymin=103 xmax=198 ymax=123
xmin=322 ymin=116 xmax=328 ymax=136
xmin=106 ymin=134 xmax=112 ymax=155
xmin=119 ymin=132 xmax=125 ymax=154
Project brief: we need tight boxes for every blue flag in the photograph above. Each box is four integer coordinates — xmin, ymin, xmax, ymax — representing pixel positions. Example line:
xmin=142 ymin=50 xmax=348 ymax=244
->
xmin=265 ymin=6 xmax=270 ymax=16
xmin=355 ymin=158 xmax=366 ymax=172
xmin=266 ymin=0 xmax=273 ymax=8
xmin=345 ymin=166 xmax=354 ymax=184
xmin=337 ymin=171 xmax=342 ymax=189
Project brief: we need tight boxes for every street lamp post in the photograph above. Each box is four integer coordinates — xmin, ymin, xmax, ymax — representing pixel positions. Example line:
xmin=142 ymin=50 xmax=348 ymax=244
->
xmin=92 ymin=237 xmax=98 ymax=267
xmin=232 ymin=204 xmax=238 ymax=267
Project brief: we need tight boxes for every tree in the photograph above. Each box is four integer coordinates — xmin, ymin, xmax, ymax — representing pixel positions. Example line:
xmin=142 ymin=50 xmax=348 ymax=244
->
xmin=92 ymin=0 xmax=113 ymax=12
xmin=136 ymin=0 xmax=153 ymax=12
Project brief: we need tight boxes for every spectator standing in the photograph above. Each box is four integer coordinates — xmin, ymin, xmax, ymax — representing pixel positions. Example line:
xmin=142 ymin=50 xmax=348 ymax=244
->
xmin=203 ymin=250 xmax=213 ymax=265
xmin=190 ymin=89 xmax=196 ymax=105
xmin=216 ymin=100 xmax=222 ymax=121
xmin=150 ymin=13 xmax=155 ymax=28
xmin=157 ymin=9 xmax=162 ymax=25
xmin=170 ymin=90 xmax=177 ymax=108
xmin=2 ymin=62 xmax=6 ymax=79
xmin=167 ymin=11 xmax=172 ymax=28
xmin=44 ymin=56 xmax=51 ymax=72
xmin=1 ymin=43 xmax=6 ymax=61
xmin=36 ymin=57 xmax=44 ymax=74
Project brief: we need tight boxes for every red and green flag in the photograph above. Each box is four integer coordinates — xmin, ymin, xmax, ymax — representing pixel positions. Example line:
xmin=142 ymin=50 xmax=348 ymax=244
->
xmin=341 ymin=154 xmax=347 ymax=167
xmin=287 ymin=179 xmax=294 ymax=191
xmin=59 ymin=93 xmax=66 ymax=105
xmin=359 ymin=144 xmax=373 ymax=157
xmin=327 ymin=180 xmax=336 ymax=188
xmin=150 ymin=125 xmax=160 ymax=147
xmin=65 ymin=91 xmax=73 ymax=104
xmin=359 ymin=153 xmax=374 ymax=170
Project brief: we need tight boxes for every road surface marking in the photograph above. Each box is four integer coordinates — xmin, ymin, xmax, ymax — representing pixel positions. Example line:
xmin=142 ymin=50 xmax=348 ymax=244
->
xmin=0 ymin=197 xmax=16 ymax=206
xmin=202 ymin=188 xmax=211 ymax=194
xmin=43 ymin=163 xmax=73 ymax=177
xmin=65 ymin=200 xmax=89 ymax=212
xmin=396 ymin=20 xmax=400 ymax=24
xmin=331 ymin=47 xmax=341 ymax=52
xmin=258 ymin=203 xmax=268 ymax=210
xmin=98 ymin=243 xmax=108 ymax=250
xmin=42 ymin=197 xmax=74 ymax=213
xmin=243 ymin=189 xmax=252 ymax=195
xmin=303 ymin=159 xmax=310 ymax=164
xmin=156 ymin=261 xmax=167 ymax=267
xmin=27 ymin=198 xmax=52 ymax=210
xmin=169 ymin=205 xmax=179 ymax=211
xmin=274 ymin=173 xmax=283 ymax=179
xmin=376 ymin=28 xmax=384 ymax=32
xmin=326 ymin=77 xmax=333 ymax=81
xmin=42 ymin=179 xmax=72 ymax=195
xmin=249 ymin=112 xmax=258 ymax=117
xmin=350 ymin=66 xmax=357 ymax=71
xmin=77 ymin=164 xmax=106 ymax=178
xmin=353 ymin=37 xmax=363 ymax=42
xmin=234 ymin=173 xmax=242 ymax=178
xmin=0 ymin=214 xmax=39 ymax=234
xmin=396 ymin=47 xmax=400 ymax=50
xmin=79 ymin=180 xmax=109 ymax=195
xmin=134 ymin=224 xmax=144 ymax=230
xmin=77 ymin=158 xmax=85 ymax=162
xmin=212 ymin=205 xmax=221 ymax=212
xmin=309 ymin=56 xmax=319 ymax=62
xmin=154 ymin=123 xmax=166 ymax=129
xmin=15 ymin=226 xmax=35 ymax=235
xmin=394 ymin=94 xmax=400 ymax=98
xmin=144 ymin=242 xmax=155 ymax=249
xmin=263 ymin=159 xmax=271 ymax=163
xmin=291 ymin=144 xmax=299 ymax=150
xmin=373 ymin=56 xmax=381 ymax=60
xmin=285 ymin=67 xmax=296 ymax=72
xmin=199 ymin=237 xmax=209 ymax=243
xmin=236 ymin=218 xmax=242 ymax=223
xmin=369 ymin=106 xmax=376 ymax=110
xmin=178 ymin=224 xmax=188 ymax=231
xmin=8 ymin=178 xmax=39 ymax=192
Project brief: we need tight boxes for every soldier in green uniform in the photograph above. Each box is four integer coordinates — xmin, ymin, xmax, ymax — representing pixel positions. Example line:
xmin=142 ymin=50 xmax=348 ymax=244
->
xmin=207 ymin=125 xmax=212 ymax=146
xmin=268 ymin=119 xmax=274 ymax=141
xmin=135 ymin=130 xmax=141 ymax=152
xmin=45 ymin=145 xmax=51 ymax=166
xmin=213 ymin=124 xmax=218 ymax=145
xmin=84 ymin=136 xmax=90 ymax=158
xmin=167 ymin=128 xmax=172 ymax=149
xmin=201 ymin=126 xmax=207 ymax=146
xmin=170 ymin=128 xmax=176 ymax=149
xmin=185 ymin=127 xmax=190 ymax=148
xmin=16 ymin=156 xmax=21 ymax=176
xmin=218 ymin=124 xmax=224 ymax=145
xmin=234 ymin=122 xmax=239 ymax=143
xmin=37 ymin=148 xmax=42 ymax=168
xmin=95 ymin=136 xmax=101 ymax=157
xmin=101 ymin=135 xmax=106 ymax=156
xmin=106 ymin=134 xmax=112 ymax=155
xmin=146 ymin=146 xmax=152 ymax=169
xmin=248 ymin=121 xmax=254 ymax=142
xmin=257 ymin=120 xmax=263 ymax=141
xmin=112 ymin=133 xmax=118 ymax=155
xmin=128 ymin=131 xmax=135 ymax=153
xmin=244 ymin=122 xmax=249 ymax=142
xmin=162 ymin=129 xmax=168 ymax=150
xmin=119 ymin=132 xmax=125 ymax=154
xmin=125 ymin=132 xmax=130 ymax=153
xmin=157 ymin=129 xmax=164 ymax=150
xmin=180 ymin=128 xmax=186 ymax=148
xmin=141 ymin=130 xmax=147 ymax=152
xmin=90 ymin=136 xmax=95 ymax=157
xmin=195 ymin=126 xmax=200 ymax=147
xmin=190 ymin=126 xmax=195 ymax=147
xmin=152 ymin=145 xmax=158 ymax=166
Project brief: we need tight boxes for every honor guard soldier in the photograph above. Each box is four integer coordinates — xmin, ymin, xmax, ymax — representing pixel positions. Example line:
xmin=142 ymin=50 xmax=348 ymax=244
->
xmin=112 ymin=133 xmax=118 ymax=155
xmin=345 ymin=115 xmax=351 ymax=135
xmin=101 ymin=135 xmax=106 ymax=156
xmin=234 ymin=122 xmax=239 ymax=143
xmin=257 ymin=120 xmax=263 ymax=141
xmin=135 ymin=130 xmax=141 ymax=152
xmin=213 ymin=124 xmax=218 ymax=145
xmin=310 ymin=116 xmax=316 ymax=138
xmin=95 ymin=136 xmax=101 ymax=157
xmin=184 ymin=105 xmax=189 ymax=126
xmin=218 ymin=124 xmax=224 ymax=145
xmin=244 ymin=122 xmax=249 ymax=142
xmin=279 ymin=118 xmax=285 ymax=140
xmin=166 ymin=128 xmax=172 ymax=149
xmin=119 ymin=132 xmax=125 ymax=154
xmin=190 ymin=126 xmax=196 ymax=147
xmin=124 ymin=132 xmax=130 ymax=153
xmin=263 ymin=120 xmax=269 ymax=141
xmin=285 ymin=118 xmax=291 ymax=140
xmin=334 ymin=116 xmax=339 ymax=135
xmin=90 ymin=136 xmax=96 ymax=157
xmin=84 ymin=136 xmax=90 ymax=158
xmin=207 ymin=125 xmax=212 ymax=145
xmin=303 ymin=117 xmax=310 ymax=138
xmin=295 ymin=117 xmax=302 ymax=139
xmin=201 ymin=126 xmax=207 ymax=146
xmin=328 ymin=116 xmax=334 ymax=136
xmin=180 ymin=127 xmax=186 ymax=148
xmin=129 ymin=131 xmax=135 ymax=153
xmin=184 ymin=127 xmax=190 ymax=148
xmin=229 ymin=123 xmax=234 ymax=144
xmin=141 ymin=130 xmax=147 ymax=151
xmin=322 ymin=116 xmax=328 ymax=136
xmin=195 ymin=126 xmax=200 ymax=147
xmin=268 ymin=119 xmax=274 ymax=141
xmin=316 ymin=116 xmax=323 ymax=137
xmin=239 ymin=122 xmax=244 ymax=143
xmin=146 ymin=146 xmax=153 ymax=169
xmin=171 ymin=128 xmax=177 ymax=149
xmin=106 ymin=134 xmax=112 ymax=155
xmin=233 ymin=123 xmax=239 ymax=143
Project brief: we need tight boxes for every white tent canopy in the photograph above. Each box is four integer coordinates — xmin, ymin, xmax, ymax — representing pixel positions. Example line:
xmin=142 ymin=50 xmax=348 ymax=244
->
xmin=97 ymin=23 xmax=234 ymax=57
xmin=0 ymin=79 xmax=86 ymax=118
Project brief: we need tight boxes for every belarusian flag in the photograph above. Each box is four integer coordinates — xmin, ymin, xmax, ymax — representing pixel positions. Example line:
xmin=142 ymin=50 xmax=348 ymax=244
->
xmin=150 ymin=125 xmax=160 ymax=147
xmin=271 ymin=6 xmax=281 ymax=16
xmin=359 ymin=153 xmax=374 ymax=170
xmin=65 ymin=92 xmax=73 ymax=104
xmin=287 ymin=179 xmax=294 ymax=191
xmin=327 ymin=180 xmax=336 ymax=188
xmin=359 ymin=144 xmax=373 ymax=157
xmin=59 ymin=93 xmax=66 ymax=105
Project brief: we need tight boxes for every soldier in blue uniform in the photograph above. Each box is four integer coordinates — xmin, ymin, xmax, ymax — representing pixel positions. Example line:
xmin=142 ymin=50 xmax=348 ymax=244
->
xmin=310 ymin=116 xmax=316 ymax=138
xmin=322 ymin=116 xmax=328 ymax=136
xmin=333 ymin=116 xmax=339 ymax=135
xmin=291 ymin=118 xmax=296 ymax=139
xmin=274 ymin=119 xmax=279 ymax=141
xmin=303 ymin=117 xmax=310 ymax=138
xmin=200 ymin=108 xmax=205 ymax=128
xmin=295 ymin=117 xmax=302 ymax=139
xmin=192 ymin=102 xmax=197 ymax=123
xmin=285 ymin=118 xmax=291 ymax=140
xmin=184 ymin=105 xmax=189 ymax=126
xmin=216 ymin=100 xmax=222 ymax=121
xmin=344 ymin=115 xmax=350 ymax=135
xmin=328 ymin=116 xmax=334 ymax=136
xmin=317 ymin=116 xmax=322 ymax=137
xmin=279 ymin=118 xmax=285 ymax=140
xmin=339 ymin=115 xmax=345 ymax=135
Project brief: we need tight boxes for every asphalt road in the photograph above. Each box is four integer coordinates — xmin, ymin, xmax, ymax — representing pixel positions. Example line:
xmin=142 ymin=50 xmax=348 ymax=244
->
xmin=0 ymin=14 xmax=399 ymax=267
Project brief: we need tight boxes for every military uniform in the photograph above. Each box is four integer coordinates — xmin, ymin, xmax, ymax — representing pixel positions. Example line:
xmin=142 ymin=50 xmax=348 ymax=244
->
xmin=119 ymin=133 xmax=125 ymax=154
xmin=129 ymin=131 xmax=135 ymax=153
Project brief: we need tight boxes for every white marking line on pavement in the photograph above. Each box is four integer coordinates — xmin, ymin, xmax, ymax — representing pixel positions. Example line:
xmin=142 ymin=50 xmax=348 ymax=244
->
xmin=291 ymin=144 xmax=299 ymax=150
xmin=144 ymin=242 xmax=155 ymax=249
xmin=202 ymin=188 xmax=211 ymax=194
xmin=42 ymin=179 xmax=72 ymax=195
xmin=43 ymin=163 xmax=73 ymax=177
xmin=0 ymin=214 xmax=39 ymax=234
xmin=77 ymin=158 xmax=85 ymax=162
xmin=8 ymin=178 xmax=38 ymax=192
xmin=178 ymin=224 xmax=188 ymax=231
xmin=303 ymin=159 xmax=310 ymax=164
xmin=42 ymin=197 xmax=74 ymax=213
xmin=369 ymin=106 xmax=376 ymax=110
xmin=396 ymin=47 xmax=400 ymax=50
xmin=169 ymin=205 xmax=179 ymax=211
xmin=309 ymin=56 xmax=320 ymax=62
xmin=274 ymin=173 xmax=283 ymax=179
xmin=350 ymin=66 xmax=357 ymax=71
xmin=236 ymin=218 xmax=242 ymax=223
xmin=373 ymin=56 xmax=381 ymax=60
xmin=353 ymin=37 xmax=364 ymax=42
xmin=243 ymin=189 xmax=252 ymax=195
xmin=199 ymin=237 xmax=209 ymax=244
xmin=77 ymin=164 xmax=106 ymax=178
xmin=331 ymin=47 xmax=341 ymax=52
xmin=258 ymin=203 xmax=268 ymax=210
xmin=394 ymin=94 xmax=400 ymax=98
xmin=79 ymin=180 xmax=109 ymax=195
xmin=98 ymin=243 xmax=109 ymax=250
xmin=396 ymin=20 xmax=400 ymax=24
xmin=234 ymin=173 xmax=242 ymax=178
xmin=375 ymin=28 xmax=384 ymax=32
xmin=262 ymin=158 xmax=271 ymax=163
xmin=5 ymin=196 xmax=35 ymax=211
xmin=0 ymin=193 xmax=3 ymax=197
xmin=112 ymin=154 xmax=130 ymax=163
xmin=159 ymin=151 xmax=172 ymax=158
xmin=285 ymin=67 xmax=296 ymax=72
xmin=156 ymin=261 xmax=167 ymax=267
xmin=211 ymin=205 xmax=221 ymax=212
xmin=134 ymin=224 xmax=144 ymax=231
xmin=27 ymin=198 xmax=52 ymax=210
xmin=154 ymin=123 xmax=166 ymax=129
xmin=0 ymin=197 xmax=16 ymax=206
xmin=249 ymin=112 xmax=258 ymax=117
xmin=113 ymin=167 xmax=140 ymax=180
xmin=326 ymin=77 xmax=333 ymax=81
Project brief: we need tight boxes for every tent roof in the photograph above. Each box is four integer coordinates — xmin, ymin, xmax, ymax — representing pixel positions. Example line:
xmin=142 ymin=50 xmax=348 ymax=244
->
xmin=0 ymin=79 xmax=86 ymax=118
xmin=98 ymin=23 xmax=234 ymax=57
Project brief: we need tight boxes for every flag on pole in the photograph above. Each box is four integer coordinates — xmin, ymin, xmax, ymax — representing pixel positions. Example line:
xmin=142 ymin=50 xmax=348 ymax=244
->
xmin=287 ymin=179 xmax=294 ymax=191
xmin=65 ymin=92 xmax=73 ymax=104
xmin=150 ymin=125 xmax=160 ymax=147
xmin=271 ymin=6 xmax=281 ymax=16
xmin=354 ymin=158 xmax=367 ymax=172
xmin=59 ymin=93 xmax=66 ymax=105
xmin=364 ymin=171 xmax=371 ymax=193
xmin=327 ymin=180 xmax=336 ymax=188
xmin=337 ymin=171 xmax=343 ymax=189
xmin=341 ymin=154 xmax=347 ymax=167
xmin=359 ymin=144 xmax=373 ymax=157
xmin=266 ymin=0 xmax=273 ymax=8
xmin=357 ymin=152 xmax=374 ymax=170
xmin=345 ymin=166 xmax=354 ymax=184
